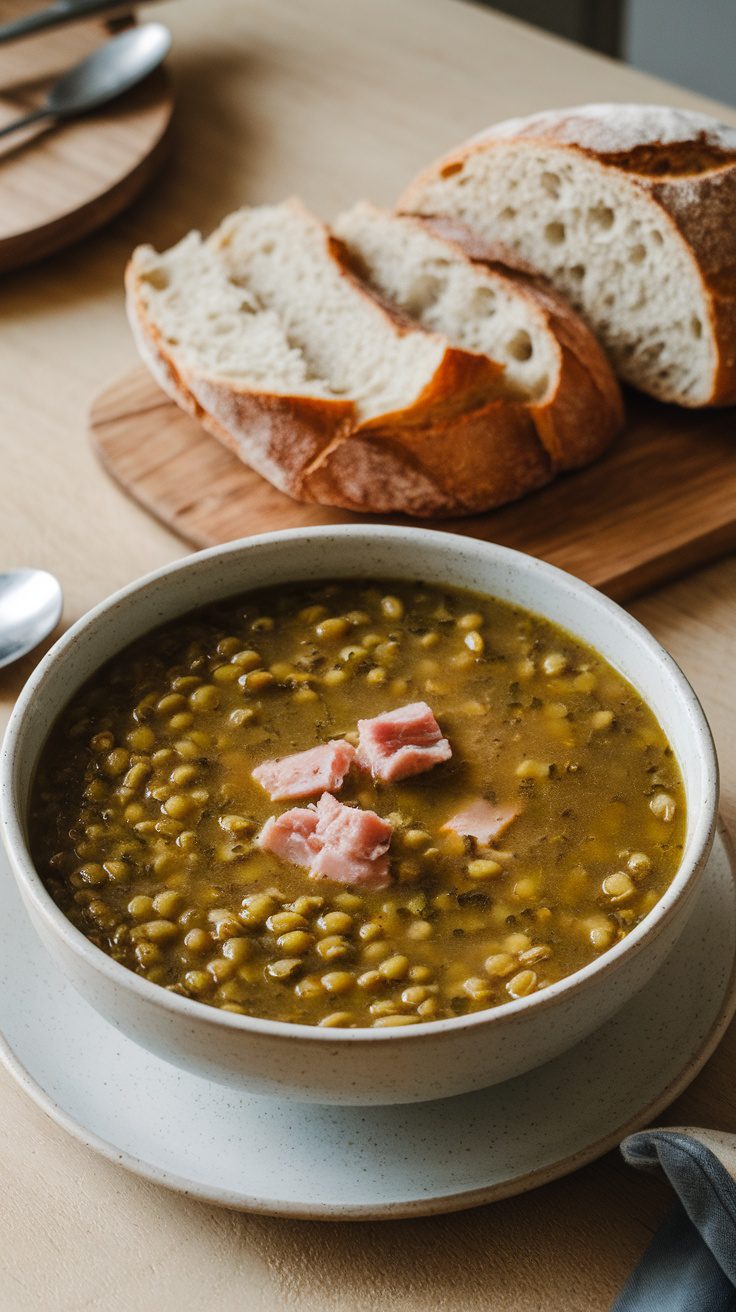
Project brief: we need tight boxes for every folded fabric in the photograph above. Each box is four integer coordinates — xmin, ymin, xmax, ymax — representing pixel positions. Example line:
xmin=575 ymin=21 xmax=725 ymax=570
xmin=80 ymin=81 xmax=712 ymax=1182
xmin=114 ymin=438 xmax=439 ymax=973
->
xmin=614 ymin=1129 xmax=736 ymax=1311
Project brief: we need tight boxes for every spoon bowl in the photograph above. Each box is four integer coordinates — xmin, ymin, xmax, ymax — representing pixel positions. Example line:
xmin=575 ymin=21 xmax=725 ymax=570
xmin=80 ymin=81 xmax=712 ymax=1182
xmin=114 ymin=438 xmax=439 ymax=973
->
xmin=0 ymin=570 xmax=63 ymax=670
xmin=47 ymin=22 xmax=172 ymax=119
xmin=0 ymin=21 xmax=172 ymax=141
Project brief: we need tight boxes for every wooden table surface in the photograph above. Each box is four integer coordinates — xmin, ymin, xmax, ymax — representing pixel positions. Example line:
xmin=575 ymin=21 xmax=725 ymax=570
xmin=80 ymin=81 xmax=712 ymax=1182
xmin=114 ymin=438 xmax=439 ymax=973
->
xmin=1 ymin=2 xmax=735 ymax=1307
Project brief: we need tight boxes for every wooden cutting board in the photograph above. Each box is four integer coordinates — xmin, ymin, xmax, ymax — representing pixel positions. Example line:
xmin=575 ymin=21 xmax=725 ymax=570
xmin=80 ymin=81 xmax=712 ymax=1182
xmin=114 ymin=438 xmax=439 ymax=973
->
xmin=0 ymin=9 xmax=172 ymax=272
xmin=90 ymin=367 xmax=736 ymax=602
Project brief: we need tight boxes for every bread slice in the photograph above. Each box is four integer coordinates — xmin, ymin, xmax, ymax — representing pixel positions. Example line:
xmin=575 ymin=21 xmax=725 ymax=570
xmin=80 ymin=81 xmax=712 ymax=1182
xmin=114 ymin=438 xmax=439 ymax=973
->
xmin=334 ymin=202 xmax=623 ymax=469
xmin=400 ymin=104 xmax=736 ymax=406
xmin=126 ymin=199 xmax=555 ymax=516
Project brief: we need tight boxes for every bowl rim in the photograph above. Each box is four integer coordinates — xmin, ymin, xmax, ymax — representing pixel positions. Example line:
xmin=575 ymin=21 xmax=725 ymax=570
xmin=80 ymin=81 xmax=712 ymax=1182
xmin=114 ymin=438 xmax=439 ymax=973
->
xmin=0 ymin=525 xmax=720 ymax=1045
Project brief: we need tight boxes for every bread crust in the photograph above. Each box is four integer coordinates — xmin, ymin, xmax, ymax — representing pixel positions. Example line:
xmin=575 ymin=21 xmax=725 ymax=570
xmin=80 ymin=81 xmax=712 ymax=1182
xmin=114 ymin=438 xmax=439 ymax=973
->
xmin=305 ymin=397 xmax=552 ymax=515
xmin=399 ymin=105 xmax=736 ymax=407
xmin=651 ymin=168 xmax=736 ymax=405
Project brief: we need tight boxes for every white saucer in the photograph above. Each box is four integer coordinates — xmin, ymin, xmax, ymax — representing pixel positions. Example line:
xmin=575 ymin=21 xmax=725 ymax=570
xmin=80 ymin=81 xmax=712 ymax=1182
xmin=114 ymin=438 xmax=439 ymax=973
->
xmin=1 ymin=829 xmax=735 ymax=1220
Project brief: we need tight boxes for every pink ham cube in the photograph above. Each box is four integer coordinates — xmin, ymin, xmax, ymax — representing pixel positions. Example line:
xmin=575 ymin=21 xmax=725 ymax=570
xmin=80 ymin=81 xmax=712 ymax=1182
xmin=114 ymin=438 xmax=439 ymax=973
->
xmin=310 ymin=793 xmax=392 ymax=889
xmin=252 ymin=739 xmax=356 ymax=801
xmin=442 ymin=798 xmax=519 ymax=845
xmin=257 ymin=806 xmax=320 ymax=867
xmin=258 ymin=792 xmax=393 ymax=890
xmin=356 ymin=701 xmax=451 ymax=783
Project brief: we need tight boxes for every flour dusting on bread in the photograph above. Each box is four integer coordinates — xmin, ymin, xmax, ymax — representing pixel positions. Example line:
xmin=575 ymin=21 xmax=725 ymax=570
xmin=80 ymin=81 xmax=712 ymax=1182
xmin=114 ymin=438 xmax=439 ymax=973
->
xmin=471 ymin=103 xmax=736 ymax=156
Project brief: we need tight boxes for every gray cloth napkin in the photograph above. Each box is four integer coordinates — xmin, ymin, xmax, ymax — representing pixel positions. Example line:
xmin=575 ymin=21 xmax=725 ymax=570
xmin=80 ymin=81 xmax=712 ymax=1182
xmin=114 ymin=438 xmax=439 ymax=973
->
xmin=613 ymin=1128 xmax=736 ymax=1311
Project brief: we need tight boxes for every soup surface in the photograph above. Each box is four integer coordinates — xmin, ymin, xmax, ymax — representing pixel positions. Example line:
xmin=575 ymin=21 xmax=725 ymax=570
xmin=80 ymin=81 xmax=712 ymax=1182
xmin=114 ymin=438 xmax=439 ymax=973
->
xmin=31 ymin=579 xmax=686 ymax=1028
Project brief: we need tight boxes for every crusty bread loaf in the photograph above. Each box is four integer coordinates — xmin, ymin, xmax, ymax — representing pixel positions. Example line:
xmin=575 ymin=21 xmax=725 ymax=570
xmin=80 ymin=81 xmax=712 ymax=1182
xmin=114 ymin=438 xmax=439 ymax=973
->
xmin=334 ymin=202 xmax=623 ymax=469
xmin=400 ymin=103 xmax=736 ymax=406
xmin=127 ymin=198 xmax=621 ymax=517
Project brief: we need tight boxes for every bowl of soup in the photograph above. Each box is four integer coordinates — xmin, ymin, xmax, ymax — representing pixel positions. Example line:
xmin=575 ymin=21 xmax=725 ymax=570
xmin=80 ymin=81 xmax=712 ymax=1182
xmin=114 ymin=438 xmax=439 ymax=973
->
xmin=0 ymin=527 xmax=718 ymax=1103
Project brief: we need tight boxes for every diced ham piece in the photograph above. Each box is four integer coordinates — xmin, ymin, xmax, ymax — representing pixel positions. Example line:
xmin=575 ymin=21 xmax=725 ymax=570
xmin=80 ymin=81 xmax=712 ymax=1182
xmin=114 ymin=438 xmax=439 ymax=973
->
xmin=258 ymin=793 xmax=393 ymax=890
xmin=252 ymin=739 xmax=356 ymax=801
xmin=258 ymin=807 xmax=320 ymax=867
xmin=442 ymin=799 xmax=520 ymax=845
xmin=356 ymin=701 xmax=452 ymax=783
xmin=310 ymin=793 xmax=392 ymax=890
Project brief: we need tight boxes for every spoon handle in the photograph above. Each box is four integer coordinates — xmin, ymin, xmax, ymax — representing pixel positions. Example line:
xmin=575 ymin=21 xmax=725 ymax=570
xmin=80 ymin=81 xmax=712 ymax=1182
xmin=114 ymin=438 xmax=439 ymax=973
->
xmin=0 ymin=108 xmax=51 ymax=139
xmin=0 ymin=0 xmax=138 ymax=45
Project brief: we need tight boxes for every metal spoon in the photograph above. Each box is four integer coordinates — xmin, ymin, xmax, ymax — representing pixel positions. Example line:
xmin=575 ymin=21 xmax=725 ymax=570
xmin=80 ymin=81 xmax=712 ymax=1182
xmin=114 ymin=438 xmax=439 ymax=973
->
xmin=0 ymin=21 xmax=171 ymax=140
xmin=0 ymin=570 xmax=63 ymax=670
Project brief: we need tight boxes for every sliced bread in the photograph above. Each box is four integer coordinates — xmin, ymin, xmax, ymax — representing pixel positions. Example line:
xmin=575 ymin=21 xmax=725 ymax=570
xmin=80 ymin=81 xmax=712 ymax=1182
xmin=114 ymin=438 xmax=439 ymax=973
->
xmin=127 ymin=199 xmax=553 ymax=517
xmin=334 ymin=201 xmax=623 ymax=469
xmin=399 ymin=104 xmax=736 ymax=406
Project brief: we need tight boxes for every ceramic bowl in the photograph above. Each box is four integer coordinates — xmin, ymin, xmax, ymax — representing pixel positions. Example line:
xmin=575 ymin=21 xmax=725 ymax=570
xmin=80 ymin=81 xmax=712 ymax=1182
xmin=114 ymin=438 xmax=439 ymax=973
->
xmin=0 ymin=527 xmax=719 ymax=1105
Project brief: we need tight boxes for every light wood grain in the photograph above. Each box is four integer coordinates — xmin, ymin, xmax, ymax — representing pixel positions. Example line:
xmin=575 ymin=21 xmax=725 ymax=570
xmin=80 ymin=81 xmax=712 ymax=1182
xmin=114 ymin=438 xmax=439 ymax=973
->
xmin=91 ymin=366 xmax=736 ymax=601
xmin=0 ymin=7 xmax=172 ymax=271
xmin=2 ymin=2 xmax=736 ymax=1309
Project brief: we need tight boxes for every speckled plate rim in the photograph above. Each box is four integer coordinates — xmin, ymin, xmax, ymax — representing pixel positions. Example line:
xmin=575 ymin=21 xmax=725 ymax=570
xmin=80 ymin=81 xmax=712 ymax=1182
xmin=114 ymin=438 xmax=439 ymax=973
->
xmin=1 ymin=822 xmax=735 ymax=1222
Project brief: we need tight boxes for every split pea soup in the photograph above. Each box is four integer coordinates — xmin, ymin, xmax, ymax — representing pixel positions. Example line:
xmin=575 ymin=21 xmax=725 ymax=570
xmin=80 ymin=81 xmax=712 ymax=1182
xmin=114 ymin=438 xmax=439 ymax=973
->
xmin=30 ymin=578 xmax=686 ymax=1029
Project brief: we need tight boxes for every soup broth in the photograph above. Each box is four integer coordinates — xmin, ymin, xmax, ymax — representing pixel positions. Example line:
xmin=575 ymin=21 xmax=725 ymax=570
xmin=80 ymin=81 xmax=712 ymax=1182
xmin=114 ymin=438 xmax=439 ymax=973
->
xmin=30 ymin=579 xmax=686 ymax=1028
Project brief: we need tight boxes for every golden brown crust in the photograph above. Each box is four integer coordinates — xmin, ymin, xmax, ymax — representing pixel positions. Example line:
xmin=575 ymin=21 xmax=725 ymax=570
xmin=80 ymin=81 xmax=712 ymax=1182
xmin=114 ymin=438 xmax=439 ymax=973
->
xmin=522 ymin=276 xmax=625 ymax=466
xmin=306 ymin=398 xmax=552 ymax=516
xmin=187 ymin=383 xmax=355 ymax=498
xmin=650 ymin=168 xmax=736 ymax=405
xmin=399 ymin=109 xmax=736 ymax=408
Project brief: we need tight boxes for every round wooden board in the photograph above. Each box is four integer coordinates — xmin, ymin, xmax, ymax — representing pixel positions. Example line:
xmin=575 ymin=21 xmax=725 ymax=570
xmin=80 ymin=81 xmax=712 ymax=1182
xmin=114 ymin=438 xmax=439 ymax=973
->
xmin=0 ymin=8 xmax=173 ymax=272
xmin=89 ymin=368 xmax=736 ymax=603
